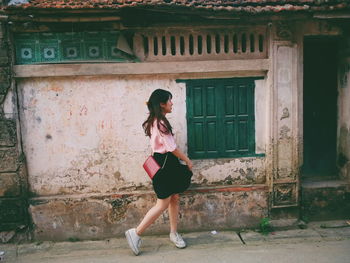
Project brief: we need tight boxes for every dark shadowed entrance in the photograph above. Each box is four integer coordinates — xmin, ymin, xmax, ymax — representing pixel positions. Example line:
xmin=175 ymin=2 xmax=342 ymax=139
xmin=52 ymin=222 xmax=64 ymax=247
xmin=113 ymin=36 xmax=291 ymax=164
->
xmin=302 ymin=37 xmax=338 ymax=179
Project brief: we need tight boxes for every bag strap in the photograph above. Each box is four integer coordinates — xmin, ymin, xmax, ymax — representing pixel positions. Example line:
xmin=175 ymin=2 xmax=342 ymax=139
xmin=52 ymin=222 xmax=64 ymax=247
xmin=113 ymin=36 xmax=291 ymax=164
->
xmin=161 ymin=153 xmax=168 ymax=169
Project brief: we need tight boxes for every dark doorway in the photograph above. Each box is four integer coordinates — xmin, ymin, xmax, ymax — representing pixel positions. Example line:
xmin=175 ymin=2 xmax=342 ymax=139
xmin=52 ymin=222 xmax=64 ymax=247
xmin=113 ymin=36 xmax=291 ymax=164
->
xmin=302 ymin=37 xmax=338 ymax=179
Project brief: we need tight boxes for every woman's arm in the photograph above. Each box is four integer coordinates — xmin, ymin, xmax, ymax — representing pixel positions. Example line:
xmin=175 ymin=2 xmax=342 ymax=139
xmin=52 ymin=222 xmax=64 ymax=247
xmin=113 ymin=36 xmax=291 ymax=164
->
xmin=171 ymin=148 xmax=193 ymax=170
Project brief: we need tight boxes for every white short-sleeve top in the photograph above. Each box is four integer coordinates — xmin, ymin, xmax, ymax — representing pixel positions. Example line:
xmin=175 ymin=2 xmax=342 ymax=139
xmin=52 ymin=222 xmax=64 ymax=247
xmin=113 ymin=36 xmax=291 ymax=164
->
xmin=150 ymin=120 xmax=177 ymax=154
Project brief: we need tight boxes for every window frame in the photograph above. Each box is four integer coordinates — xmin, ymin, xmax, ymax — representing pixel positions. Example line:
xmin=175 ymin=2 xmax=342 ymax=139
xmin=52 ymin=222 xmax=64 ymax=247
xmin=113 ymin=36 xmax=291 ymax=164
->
xmin=181 ymin=77 xmax=262 ymax=159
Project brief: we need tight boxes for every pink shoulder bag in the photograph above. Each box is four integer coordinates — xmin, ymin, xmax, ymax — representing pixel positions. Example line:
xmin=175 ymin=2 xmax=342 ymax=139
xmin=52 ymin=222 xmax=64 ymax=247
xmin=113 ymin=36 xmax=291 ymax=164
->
xmin=143 ymin=153 xmax=168 ymax=179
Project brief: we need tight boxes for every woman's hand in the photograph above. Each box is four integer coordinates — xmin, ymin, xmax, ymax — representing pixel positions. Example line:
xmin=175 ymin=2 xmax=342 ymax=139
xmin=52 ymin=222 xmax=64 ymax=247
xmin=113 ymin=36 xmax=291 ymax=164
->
xmin=172 ymin=148 xmax=193 ymax=171
xmin=186 ymin=160 xmax=193 ymax=171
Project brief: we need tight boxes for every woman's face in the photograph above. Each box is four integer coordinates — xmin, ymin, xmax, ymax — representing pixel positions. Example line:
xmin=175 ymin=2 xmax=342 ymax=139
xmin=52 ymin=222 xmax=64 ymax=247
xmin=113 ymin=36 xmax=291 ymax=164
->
xmin=160 ymin=99 xmax=173 ymax=115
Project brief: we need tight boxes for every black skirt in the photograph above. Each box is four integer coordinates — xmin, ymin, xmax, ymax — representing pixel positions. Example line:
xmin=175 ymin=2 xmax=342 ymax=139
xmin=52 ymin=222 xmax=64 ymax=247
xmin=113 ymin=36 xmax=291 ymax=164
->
xmin=152 ymin=152 xmax=193 ymax=199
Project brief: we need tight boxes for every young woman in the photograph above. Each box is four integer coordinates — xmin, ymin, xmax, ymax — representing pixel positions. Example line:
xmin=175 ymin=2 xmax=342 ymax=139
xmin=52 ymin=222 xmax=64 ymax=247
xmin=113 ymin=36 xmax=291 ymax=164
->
xmin=125 ymin=89 xmax=193 ymax=256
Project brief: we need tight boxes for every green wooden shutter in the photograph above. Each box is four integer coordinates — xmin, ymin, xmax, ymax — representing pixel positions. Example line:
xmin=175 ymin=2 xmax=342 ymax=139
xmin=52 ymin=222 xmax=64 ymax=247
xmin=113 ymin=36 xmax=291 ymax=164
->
xmin=221 ymin=80 xmax=255 ymax=157
xmin=187 ymin=81 xmax=220 ymax=159
xmin=186 ymin=78 xmax=256 ymax=159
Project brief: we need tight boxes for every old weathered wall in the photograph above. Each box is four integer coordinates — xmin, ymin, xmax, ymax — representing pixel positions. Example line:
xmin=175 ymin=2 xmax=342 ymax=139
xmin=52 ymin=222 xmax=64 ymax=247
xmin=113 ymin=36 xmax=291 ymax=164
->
xmin=16 ymin=74 xmax=269 ymax=240
xmin=2 ymin=12 xmax=349 ymax=240
xmin=29 ymin=187 xmax=267 ymax=240
xmin=267 ymin=21 xmax=302 ymax=212
xmin=0 ymin=18 xmax=29 ymax=242
xmin=17 ymin=76 xmax=268 ymax=196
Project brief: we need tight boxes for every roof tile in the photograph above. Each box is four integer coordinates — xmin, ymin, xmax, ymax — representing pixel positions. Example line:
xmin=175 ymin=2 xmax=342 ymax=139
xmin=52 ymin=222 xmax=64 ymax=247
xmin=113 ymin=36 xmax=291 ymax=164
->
xmin=5 ymin=0 xmax=350 ymax=13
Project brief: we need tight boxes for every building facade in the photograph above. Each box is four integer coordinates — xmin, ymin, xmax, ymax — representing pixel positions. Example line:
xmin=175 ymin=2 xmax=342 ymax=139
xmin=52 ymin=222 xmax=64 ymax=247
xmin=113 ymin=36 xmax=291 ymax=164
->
xmin=0 ymin=0 xmax=350 ymax=241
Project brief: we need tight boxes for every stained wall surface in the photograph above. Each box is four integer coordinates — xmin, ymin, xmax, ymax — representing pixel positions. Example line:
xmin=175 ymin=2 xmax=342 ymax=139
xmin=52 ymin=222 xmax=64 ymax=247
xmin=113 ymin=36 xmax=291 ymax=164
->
xmin=18 ymin=76 xmax=268 ymax=197
xmin=16 ymin=75 xmax=269 ymax=240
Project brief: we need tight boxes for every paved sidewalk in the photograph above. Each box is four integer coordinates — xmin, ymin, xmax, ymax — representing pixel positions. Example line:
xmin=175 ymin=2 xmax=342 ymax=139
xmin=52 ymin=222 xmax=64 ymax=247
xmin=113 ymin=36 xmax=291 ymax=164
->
xmin=1 ymin=220 xmax=350 ymax=263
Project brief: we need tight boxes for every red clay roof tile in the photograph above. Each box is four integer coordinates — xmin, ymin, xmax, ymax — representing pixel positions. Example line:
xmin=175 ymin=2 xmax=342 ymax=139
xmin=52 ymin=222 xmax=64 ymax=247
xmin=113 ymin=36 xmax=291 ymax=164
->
xmin=5 ymin=0 xmax=350 ymax=13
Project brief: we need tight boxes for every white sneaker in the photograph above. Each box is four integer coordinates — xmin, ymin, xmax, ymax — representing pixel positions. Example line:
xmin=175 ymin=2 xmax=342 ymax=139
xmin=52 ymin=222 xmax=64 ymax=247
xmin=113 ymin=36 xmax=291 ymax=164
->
xmin=170 ymin=232 xmax=187 ymax=248
xmin=125 ymin=228 xmax=142 ymax=255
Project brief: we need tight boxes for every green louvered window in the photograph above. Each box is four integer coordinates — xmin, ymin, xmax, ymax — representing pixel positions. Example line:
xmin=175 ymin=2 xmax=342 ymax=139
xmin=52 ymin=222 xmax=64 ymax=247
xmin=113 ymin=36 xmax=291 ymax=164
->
xmin=185 ymin=78 xmax=257 ymax=159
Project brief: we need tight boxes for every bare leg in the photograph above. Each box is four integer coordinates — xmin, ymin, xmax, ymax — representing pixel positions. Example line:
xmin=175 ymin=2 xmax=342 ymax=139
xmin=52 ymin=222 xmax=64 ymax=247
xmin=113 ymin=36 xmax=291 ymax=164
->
xmin=168 ymin=194 xmax=180 ymax=233
xmin=136 ymin=197 xmax=171 ymax=235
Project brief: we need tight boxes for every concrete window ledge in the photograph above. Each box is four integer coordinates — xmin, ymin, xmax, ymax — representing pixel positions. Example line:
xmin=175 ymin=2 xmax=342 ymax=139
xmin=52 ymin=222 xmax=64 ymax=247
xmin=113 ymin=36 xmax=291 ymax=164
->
xmin=13 ymin=59 xmax=270 ymax=78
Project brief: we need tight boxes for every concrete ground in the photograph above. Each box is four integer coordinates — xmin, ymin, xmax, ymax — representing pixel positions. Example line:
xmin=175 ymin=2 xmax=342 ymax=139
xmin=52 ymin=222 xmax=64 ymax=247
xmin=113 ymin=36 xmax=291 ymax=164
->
xmin=1 ymin=220 xmax=350 ymax=263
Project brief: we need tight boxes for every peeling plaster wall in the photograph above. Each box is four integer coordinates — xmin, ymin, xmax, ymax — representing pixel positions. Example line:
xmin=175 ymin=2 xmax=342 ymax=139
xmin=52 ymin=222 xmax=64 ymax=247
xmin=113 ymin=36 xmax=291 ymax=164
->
xmin=8 ymin=17 xmax=350 ymax=241
xmin=255 ymin=79 xmax=267 ymax=154
xmin=192 ymin=157 xmax=266 ymax=186
xmin=17 ymin=75 xmax=268 ymax=197
xmin=18 ymin=76 xmax=183 ymax=195
xmin=30 ymin=188 xmax=268 ymax=241
xmin=15 ymin=68 xmax=270 ymax=241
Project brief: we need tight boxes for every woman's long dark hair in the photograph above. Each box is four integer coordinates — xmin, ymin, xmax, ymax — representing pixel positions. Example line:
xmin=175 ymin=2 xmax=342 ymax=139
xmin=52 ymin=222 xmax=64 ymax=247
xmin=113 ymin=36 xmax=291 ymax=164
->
xmin=142 ymin=89 xmax=173 ymax=137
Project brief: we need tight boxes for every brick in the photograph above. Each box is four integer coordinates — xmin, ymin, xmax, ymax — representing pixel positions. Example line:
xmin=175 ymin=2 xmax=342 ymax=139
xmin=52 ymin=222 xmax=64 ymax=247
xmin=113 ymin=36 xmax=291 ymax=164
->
xmin=0 ymin=56 xmax=9 ymax=66
xmin=0 ymin=74 xmax=10 ymax=82
xmin=0 ymin=67 xmax=9 ymax=75
xmin=0 ymin=148 xmax=18 ymax=172
xmin=0 ymin=119 xmax=16 ymax=147
xmin=0 ymin=79 xmax=10 ymax=95
xmin=0 ymin=199 xmax=27 ymax=225
xmin=0 ymin=46 xmax=9 ymax=58
xmin=0 ymin=173 xmax=21 ymax=197
xmin=301 ymin=183 xmax=350 ymax=221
